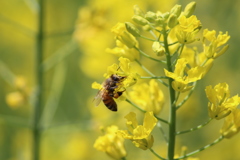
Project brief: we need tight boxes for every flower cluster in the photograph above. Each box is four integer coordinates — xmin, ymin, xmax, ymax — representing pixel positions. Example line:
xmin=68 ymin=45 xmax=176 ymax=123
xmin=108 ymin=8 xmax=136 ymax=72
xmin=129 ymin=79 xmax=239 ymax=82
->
xmin=90 ymin=1 xmax=239 ymax=160
xmin=205 ymin=83 xmax=240 ymax=138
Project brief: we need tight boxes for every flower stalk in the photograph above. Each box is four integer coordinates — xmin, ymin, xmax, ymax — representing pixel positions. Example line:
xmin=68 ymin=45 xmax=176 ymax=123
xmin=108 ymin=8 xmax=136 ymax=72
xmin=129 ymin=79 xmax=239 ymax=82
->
xmin=32 ymin=0 xmax=44 ymax=160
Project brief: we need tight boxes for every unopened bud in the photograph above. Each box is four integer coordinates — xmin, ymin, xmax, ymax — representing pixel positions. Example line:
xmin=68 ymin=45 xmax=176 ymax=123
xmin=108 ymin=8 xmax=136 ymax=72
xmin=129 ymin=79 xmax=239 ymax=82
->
xmin=125 ymin=22 xmax=140 ymax=37
xmin=167 ymin=14 xmax=178 ymax=28
xmin=170 ymin=4 xmax=182 ymax=18
xmin=152 ymin=41 xmax=165 ymax=56
xmin=132 ymin=15 xmax=149 ymax=26
xmin=133 ymin=5 xmax=144 ymax=17
xmin=145 ymin=11 xmax=157 ymax=23
xmin=162 ymin=12 xmax=170 ymax=20
xmin=184 ymin=1 xmax=196 ymax=18
xmin=142 ymin=25 xmax=152 ymax=31
xmin=118 ymin=31 xmax=137 ymax=48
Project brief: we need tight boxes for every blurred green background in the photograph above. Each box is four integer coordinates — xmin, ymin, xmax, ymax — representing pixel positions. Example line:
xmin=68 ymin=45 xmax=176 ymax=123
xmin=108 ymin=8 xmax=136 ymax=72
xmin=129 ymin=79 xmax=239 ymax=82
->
xmin=0 ymin=0 xmax=240 ymax=160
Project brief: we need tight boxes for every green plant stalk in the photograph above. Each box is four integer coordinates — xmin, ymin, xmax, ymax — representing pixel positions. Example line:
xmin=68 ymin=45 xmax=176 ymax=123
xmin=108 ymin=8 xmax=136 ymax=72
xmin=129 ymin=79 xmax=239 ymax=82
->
xmin=149 ymin=148 xmax=166 ymax=160
xmin=32 ymin=1 xmax=44 ymax=160
xmin=163 ymin=26 xmax=176 ymax=160
xmin=175 ymin=136 xmax=224 ymax=160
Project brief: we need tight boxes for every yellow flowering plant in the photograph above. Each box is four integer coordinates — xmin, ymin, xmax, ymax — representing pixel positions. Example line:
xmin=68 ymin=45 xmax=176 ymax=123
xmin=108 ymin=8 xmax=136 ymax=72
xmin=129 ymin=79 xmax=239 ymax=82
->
xmin=91 ymin=1 xmax=240 ymax=160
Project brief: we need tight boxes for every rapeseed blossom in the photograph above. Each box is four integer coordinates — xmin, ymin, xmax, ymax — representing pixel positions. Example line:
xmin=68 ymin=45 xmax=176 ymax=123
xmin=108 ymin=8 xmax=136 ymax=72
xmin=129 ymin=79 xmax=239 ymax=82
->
xmin=203 ymin=29 xmax=230 ymax=59
xmin=129 ymin=79 xmax=164 ymax=114
xmin=220 ymin=109 xmax=240 ymax=138
xmin=205 ymin=83 xmax=240 ymax=120
xmin=94 ymin=125 xmax=127 ymax=160
xmin=117 ymin=112 xmax=157 ymax=150
xmin=164 ymin=58 xmax=204 ymax=92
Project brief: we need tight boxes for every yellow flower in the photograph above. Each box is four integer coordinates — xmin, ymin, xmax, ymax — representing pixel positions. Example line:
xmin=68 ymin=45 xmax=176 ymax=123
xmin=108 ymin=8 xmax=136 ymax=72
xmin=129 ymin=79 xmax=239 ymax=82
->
xmin=203 ymin=29 xmax=230 ymax=58
xmin=129 ymin=79 xmax=164 ymax=114
xmin=117 ymin=112 xmax=157 ymax=150
xmin=180 ymin=47 xmax=214 ymax=77
xmin=220 ymin=109 xmax=240 ymax=138
xmin=174 ymin=15 xmax=201 ymax=44
xmin=111 ymin=22 xmax=138 ymax=48
xmin=106 ymin=40 xmax=139 ymax=61
xmin=164 ymin=58 xmax=204 ymax=92
xmin=94 ymin=125 xmax=127 ymax=160
xmin=6 ymin=91 xmax=25 ymax=109
xmin=205 ymin=83 xmax=240 ymax=120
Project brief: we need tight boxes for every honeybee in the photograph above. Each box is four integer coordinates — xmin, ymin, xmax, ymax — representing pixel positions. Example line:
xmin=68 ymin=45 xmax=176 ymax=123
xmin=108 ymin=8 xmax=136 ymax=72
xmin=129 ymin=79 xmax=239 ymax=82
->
xmin=94 ymin=74 xmax=126 ymax=111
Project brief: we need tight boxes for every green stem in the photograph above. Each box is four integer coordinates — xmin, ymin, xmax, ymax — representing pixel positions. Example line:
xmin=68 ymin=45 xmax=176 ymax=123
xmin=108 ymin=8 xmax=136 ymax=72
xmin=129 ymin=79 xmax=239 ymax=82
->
xmin=134 ymin=46 xmax=166 ymax=64
xmin=125 ymin=99 xmax=169 ymax=124
xmin=163 ymin=25 xmax=176 ymax=160
xmin=140 ymin=76 xmax=169 ymax=79
xmin=175 ymin=136 xmax=224 ymax=160
xmin=176 ymin=118 xmax=212 ymax=135
xmin=135 ymin=59 xmax=168 ymax=87
xmin=139 ymin=35 xmax=156 ymax=42
xmin=149 ymin=148 xmax=166 ymax=160
xmin=32 ymin=1 xmax=44 ymax=160
xmin=157 ymin=121 xmax=168 ymax=142
xmin=176 ymin=82 xmax=196 ymax=110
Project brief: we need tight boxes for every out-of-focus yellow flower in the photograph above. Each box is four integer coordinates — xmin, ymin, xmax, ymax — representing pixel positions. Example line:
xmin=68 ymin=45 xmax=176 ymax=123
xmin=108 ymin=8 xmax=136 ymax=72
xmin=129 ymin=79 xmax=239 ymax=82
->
xmin=174 ymin=15 xmax=201 ymax=44
xmin=129 ymin=79 xmax=164 ymax=114
xmin=5 ymin=76 xmax=30 ymax=109
xmin=164 ymin=58 xmax=204 ymax=92
xmin=6 ymin=91 xmax=25 ymax=109
xmin=203 ymin=29 xmax=230 ymax=58
xmin=111 ymin=22 xmax=138 ymax=48
xmin=106 ymin=40 xmax=139 ymax=61
xmin=220 ymin=109 xmax=240 ymax=138
xmin=94 ymin=125 xmax=127 ymax=160
xmin=117 ymin=112 xmax=157 ymax=150
xmin=205 ymin=83 xmax=240 ymax=120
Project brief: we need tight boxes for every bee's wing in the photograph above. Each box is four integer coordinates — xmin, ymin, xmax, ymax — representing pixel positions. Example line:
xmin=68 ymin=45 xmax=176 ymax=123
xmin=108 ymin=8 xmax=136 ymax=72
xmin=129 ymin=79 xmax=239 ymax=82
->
xmin=93 ymin=88 xmax=105 ymax=106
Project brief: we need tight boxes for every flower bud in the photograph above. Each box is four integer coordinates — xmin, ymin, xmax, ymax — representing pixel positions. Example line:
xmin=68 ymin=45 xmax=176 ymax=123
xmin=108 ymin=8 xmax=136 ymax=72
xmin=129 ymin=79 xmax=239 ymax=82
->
xmin=142 ymin=24 xmax=152 ymax=31
xmin=170 ymin=4 xmax=182 ymax=18
xmin=152 ymin=41 xmax=165 ymax=56
xmin=167 ymin=14 xmax=178 ymax=28
xmin=133 ymin=5 xmax=144 ymax=16
xmin=125 ymin=22 xmax=140 ymax=37
xmin=162 ymin=12 xmax=170 ymax=20
xmin=132 ymin=15 xmax=149 ymax=26
xmin=183 ymin=1 xmax=196 ymax=18
xmin=118 ymin=31 xmax=137 ymax=48
xmin=145 ymin=11 xmax=157 ymax=23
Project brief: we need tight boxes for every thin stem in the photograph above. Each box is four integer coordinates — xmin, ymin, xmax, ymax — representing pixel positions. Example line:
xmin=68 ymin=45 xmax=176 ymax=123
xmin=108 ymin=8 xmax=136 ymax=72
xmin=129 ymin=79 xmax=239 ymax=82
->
xmin=157 ymin=121 xmax=168 ymax=142
xmin=176 ymin=82 xmax=196 ymax=110
xmin=125 ymin=99 xmax=169 ymax=124
xmin=32 ymin=1 xmax=44 ymax=160
xmin=134 ymin=46 xmax=166 ymax=64
xmin=149 ymin=148 xmax=166 ymax=160
xmin=121 ymin=157 xmax=127 ymax=160
xmin=135 ymin=59 xmax=168 ymax=87
xmin=42 ymin=39 xmax=77 ymax=72
xmin=175 ymin=136 xmax=224 ymax=160
xmin=139 ymin=35 xmax=156 ymax=42
xmin=176 ymin=118 xmax=212 ymax=135
xmin=163 ymin=25 xmax=176 ymax=160
xmin=140 ymin=76 xmax=169 ymax=79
